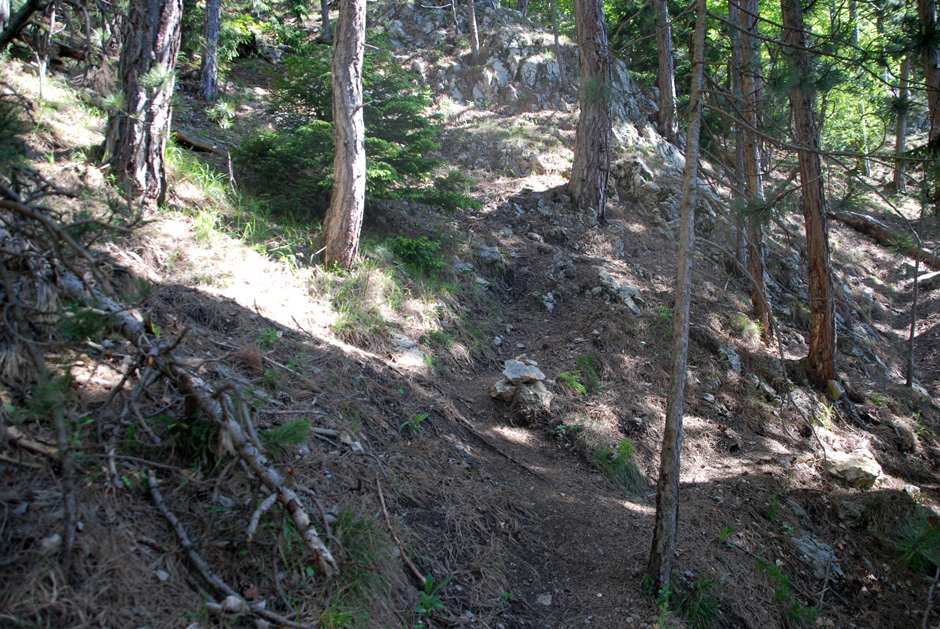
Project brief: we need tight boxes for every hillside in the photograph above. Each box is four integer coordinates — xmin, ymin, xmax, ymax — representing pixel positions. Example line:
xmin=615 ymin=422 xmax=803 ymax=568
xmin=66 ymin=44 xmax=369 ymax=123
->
xmin=2 ymin=2 xmax=940 ymax=628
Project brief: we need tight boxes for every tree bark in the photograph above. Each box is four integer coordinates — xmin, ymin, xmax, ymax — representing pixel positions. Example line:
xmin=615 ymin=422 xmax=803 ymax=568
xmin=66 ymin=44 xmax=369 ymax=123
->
xmin=569 ymin=0 xmax=612 ymax=219
xmin=738 ymin=0 xmax=771 ymax=342
xmin=551 ymin=0 xmax=566 ymax=90
xmin=103 ymin=0 xmax=183 ymax=207
xmin=893 ymin=55 xmax=911 ymax=193
xmin=322 ymin=0 xmax=366 ymax=269
xmin=517 ymin=0 xmax=529 ymax=18
xmin=919 ymin=0 xmax=940 ymax=140
xmin=200 ymin=0 xmax=221 ymax=100
xmin=0 ymin=0 xmax=9 ymax=31
xmin=647 ymin=0 xmax=707 ymax=593
xmin=468 ymin=0 xmax=480 ymax=64
xmin=652 ymin=0 xmax=677 ymax=142
xmin=782 ymin=0 xmax=836 ymax=387
xmin=320 ymin=0 xmax=332 ymax=43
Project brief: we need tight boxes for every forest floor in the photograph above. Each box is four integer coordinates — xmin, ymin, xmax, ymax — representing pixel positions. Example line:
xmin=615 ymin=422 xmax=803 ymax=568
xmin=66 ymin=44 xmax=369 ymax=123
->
xmin=3 ymin=5 xmax=940 ymax=629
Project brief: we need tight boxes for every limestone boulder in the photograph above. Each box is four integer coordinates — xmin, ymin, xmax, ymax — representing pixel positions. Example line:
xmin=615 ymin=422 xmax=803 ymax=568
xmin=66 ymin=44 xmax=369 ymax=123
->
xmin=825 ymin=450 xmax=882 ymax=489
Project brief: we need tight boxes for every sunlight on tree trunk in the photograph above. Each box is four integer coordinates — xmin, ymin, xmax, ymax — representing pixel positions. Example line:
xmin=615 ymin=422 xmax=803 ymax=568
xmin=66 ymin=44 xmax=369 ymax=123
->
xmin=782 ymin=0 xmax=836 ymax=387
xmin=518 ymin=0 xmax=529 ymax=18
xmin=468 ymin=0 xmax=480 ymax=64
xmin=323 ymin=0 xmax=366 ymax=269
xmin=647 ymin=0 xmax=707 ymax=593
xmin=652 ymin=0 xmax=677 ymax=142
xmin=894 ymin=55 xmax=911 ymax=193
xmin=200 ymin=0 xmax=221 ymax=100
xmin=103 ymin=0 xmax=183 ymax=207
xmin=738 ymin=0 xmax=771 ymax=343
xmin=570 ymin=0 xmax=612 ymax=219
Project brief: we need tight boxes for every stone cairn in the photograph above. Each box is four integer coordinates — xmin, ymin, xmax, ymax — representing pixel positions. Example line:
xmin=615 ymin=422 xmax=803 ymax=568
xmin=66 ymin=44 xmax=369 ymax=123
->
xmin=490 ymin=358 xmax=553 ymax=422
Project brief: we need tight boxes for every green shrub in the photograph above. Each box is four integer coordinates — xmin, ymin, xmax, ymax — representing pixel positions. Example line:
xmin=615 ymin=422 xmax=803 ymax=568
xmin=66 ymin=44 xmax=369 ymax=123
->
xmin=594 ymin=438 xmax=643 ymax=492
xmin=388 ymin=235 xmax=444 ymax=274
xmin=236 ymin=42 xmax=477 ymax=214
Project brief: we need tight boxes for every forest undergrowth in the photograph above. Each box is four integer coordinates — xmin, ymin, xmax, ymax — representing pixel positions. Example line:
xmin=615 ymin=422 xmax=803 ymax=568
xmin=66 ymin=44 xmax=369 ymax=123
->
xmin=2 ymin=2 xmax=940 ymax=627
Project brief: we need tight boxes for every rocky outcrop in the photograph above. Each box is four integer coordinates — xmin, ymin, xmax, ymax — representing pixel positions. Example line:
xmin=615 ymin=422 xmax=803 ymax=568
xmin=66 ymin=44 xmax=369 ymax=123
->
xmin=825 ymin=450 xmax=882 ymax=489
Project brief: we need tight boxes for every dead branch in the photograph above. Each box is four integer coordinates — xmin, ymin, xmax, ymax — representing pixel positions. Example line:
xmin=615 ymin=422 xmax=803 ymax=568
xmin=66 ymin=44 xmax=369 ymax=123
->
xmin=173 ymin=129 xmax=227 ymax=157
xmin=376 ymin=479 xmax=426 ymax=588
xmin=246 ymin=491 xmax=278 ymax=542
xmin=57 ymin=271 xmax=338 ymax=576
xmin=147 ymin=471 xmax=318 ymax=629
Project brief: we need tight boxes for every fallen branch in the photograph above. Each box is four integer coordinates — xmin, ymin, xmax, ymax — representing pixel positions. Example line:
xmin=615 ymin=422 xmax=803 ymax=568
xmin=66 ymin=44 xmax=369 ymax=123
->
xmin=147 ymin=471 xmax=317 ymax=629
xmin=59 ymin=271 xmax=338 ymax=577
xmin=376 ymin=479 xmax=426 ymax=588
xmin=829 ymin=211 xmax=940 ymax=270
xmin=173 ymin=129 xmax=227 ymax=158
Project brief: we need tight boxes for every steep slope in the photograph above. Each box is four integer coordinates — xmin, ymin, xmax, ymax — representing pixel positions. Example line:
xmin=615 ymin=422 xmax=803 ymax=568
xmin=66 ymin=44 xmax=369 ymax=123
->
xmin=2 ymin=2 xmax=940 ymax=628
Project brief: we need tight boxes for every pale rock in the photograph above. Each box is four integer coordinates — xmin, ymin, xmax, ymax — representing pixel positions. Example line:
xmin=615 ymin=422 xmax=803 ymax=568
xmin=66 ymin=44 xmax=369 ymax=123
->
xmin=503 ymin=359 xmax=545 ymax=384
xmin=491 ymin=59 xmax=511 ymax=85
xmin=490 ymin=377 xmax=516 ymax=401
xmin=825 ymin=379 xmax=844 ymax=402
xmin=390 ymin=333 xmax=426 ymax=368
xmin=514 ymin=380 xmax=553 ymax=411
xmin=536 ymin=593 xmax=552 ymax=606
xmin=825 ymin=450 xmax=882 ymax=489
xmin=719 ymin=345 xmax=742 ymax=374
xmin=791 ymin=536 xmax=844 ymax=581
xmin=478 ymin=245 xmax=503 ymax=263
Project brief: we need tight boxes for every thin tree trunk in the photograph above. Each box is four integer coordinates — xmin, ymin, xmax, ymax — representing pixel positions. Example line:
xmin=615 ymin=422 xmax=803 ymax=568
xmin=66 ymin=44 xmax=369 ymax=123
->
xmin=320 ymin=0 xmax=332 ymax=43
xmin=919 ymin=0 xmax=940 ymax=140
xmin=647 ymin=0 xmax=707 ymax=593
xmin=652 ymin=0 xmax=677 ymax=142
xmin=569 ymin=0 xmax=612 ymax=219
xmin=518 ymin=0 xmax=529 ymax=18
xmin=894 ymin=55 xmax=911 ymax=193
xmin=322 ymin=0 xmax=366 ymax=269
xmin=200 ymin=0 xmax=221 ymax=100
xmin=550 ymin=0 xmax=566 ymax=90
xmin=468 ymin=0 xmax=480 ymax=63
xmin=907 ymin=189 xmax=926 ymax=386
xmin=103 ymin=0 xmax=183 ymax=207
xmin=740 ymin=0 xmax=771 ymax=342
xmin=451 ymin=0 xmax=460 ymax=32
xmin=0 ymin=0 xmax=41 ymax=53
xmin=782 ymin=0 xmax=836 ymax=387
xmin=729 ymin=1 xmax=747 ymax=272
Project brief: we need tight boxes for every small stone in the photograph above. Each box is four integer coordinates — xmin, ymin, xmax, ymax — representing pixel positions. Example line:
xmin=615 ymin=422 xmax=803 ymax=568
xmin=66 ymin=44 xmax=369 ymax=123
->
xmin=536 ymin=593 xmax=552 ymax=606
xmin=826 ymin=380 xmax=845 ymax=402
xmin=490 ymin=377 xmax=517 ymax=402
xmin=40 ymin=533 xmax=62 ymax=554
xmin=514 ymin=381 xmax=553 ymax=411
xmin=154 ymin=569 xmax=170 ymax=582
xmin=702 ymin=393 xmax=716 ymax=403
xmin=478 ymin=246 xmax=503 ymax=262
xmin=825 ymin=450 xmax=882 ymax=489
xmin=494 ymin=336 xmax=503 ymax=346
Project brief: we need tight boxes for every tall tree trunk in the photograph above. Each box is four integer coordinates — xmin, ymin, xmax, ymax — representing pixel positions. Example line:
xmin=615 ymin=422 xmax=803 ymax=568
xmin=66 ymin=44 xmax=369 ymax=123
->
xmin=907 ymin=196 xmax=925 ymax=387
xmin=518 ymin=0 xmax=529 ymax=18
xmin=200 ymin=0 xmax=221 ymax=100
xmin=782 ymin=0 xmax=836 ymax=387
xmin=739 ymin=0 xmax=771 ymax=342
xmin=647 ymin=0 xmax=707 ymax=593
xmin=320 ymin=0 xmax=332 ymax=43
xmin=551 ymin=0 xmax=567 ymax=90
xmin=103 ymin=0 xmax=183 ymax=207
xmin=323 ymin=0 xmax=366 ymax=269
xmin=652 ymin=0 xmax=677 ymax=142
xmin=894 ymin=55 xmax=911 ymax=193
xmin=919 ymin=0 xmax=940 ymax=140
xmin=468 ymin=0 xmax=480 ymax=63
xmin=729 ymin=0 xmax=748 ymax=272
xmin=569 ymin=0 xmax=612 ymax=219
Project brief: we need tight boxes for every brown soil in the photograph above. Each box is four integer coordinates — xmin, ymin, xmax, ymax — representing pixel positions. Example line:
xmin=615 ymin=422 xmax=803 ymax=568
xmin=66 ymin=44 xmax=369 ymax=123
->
xmin=3 ymin=12 xmax=940 ymax=629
